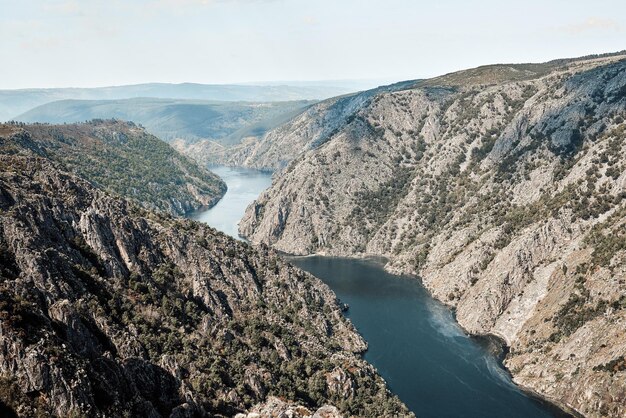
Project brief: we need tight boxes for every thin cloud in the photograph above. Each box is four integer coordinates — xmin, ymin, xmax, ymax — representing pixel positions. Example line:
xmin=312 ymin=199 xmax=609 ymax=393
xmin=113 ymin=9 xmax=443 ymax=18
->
xmin=560 ymin=18 xmax=622 ymax=34
xmin=153 ymin=0 xmax=277 ymax=8
xmin=302 ymin=16 xmax=319 ymax=26
xmin=155 ymin=0 xmax=214 ymax=6
xmin=45 ymin=1 xmax=83 ymax=15
xmin=20 ymin=37 xmax=62 ymax=51
xmin=41 ymin=0 xmax=281 ymax=19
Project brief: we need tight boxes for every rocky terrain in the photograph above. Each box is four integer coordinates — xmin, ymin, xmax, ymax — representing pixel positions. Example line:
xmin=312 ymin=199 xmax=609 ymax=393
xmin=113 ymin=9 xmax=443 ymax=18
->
xmin=234 ymin=396 xmax=341 ymax=418
xmin=0 ymin=120 xmax=226 ymax=216
xmin=189 ymin=81 xmax=417 ymax=171
xmin=240 ymin=53 xmax=626 ymax=417
xmin=0 ymin=154 xmax=410 ymax=417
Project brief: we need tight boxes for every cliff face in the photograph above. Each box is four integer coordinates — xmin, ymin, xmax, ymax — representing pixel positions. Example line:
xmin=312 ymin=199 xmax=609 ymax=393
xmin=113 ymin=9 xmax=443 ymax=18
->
xmin=240 ymin=54 xmax=626 ymax=417
xmin=0 ymin=155 xmax=410 ymax=417
xmin=0 ymin=120 xmax=226 ymax=216
xmin=183 ymin=81 xmax=418 ymax=172
xmin=221 ymin=92 xmax=379 ymax=171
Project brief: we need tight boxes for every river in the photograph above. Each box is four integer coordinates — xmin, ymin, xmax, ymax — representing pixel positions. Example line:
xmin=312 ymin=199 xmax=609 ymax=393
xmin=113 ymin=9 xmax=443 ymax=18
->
xmin=190 ymin=166 xmax=272 ymax=238
xmin=192 ymin=165 xmax=572 ymax=418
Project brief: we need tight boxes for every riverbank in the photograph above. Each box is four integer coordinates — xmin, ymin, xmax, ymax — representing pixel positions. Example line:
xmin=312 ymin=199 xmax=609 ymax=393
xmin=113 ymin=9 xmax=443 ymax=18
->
xmin=191 ymin=166 xmax=582 ymax=418
xmin=289 ymin=254 xmax=581 ymax=418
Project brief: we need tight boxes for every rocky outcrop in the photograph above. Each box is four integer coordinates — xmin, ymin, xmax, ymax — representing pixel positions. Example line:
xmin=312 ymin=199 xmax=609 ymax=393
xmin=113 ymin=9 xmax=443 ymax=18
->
xmin=0 ymin=120 xmax=226 ymax=216
xmin=186 ymin=80 xmax=419 ymax=172
xmin=0 ymin=155 xmax=410 ymax=417
xmin=222 ymin=93 xmax=376 ymax=171
xmin=240 ymin=53 xmax=626 ymax=417
xmin=235 ymin=397 xmax=342 ymax=418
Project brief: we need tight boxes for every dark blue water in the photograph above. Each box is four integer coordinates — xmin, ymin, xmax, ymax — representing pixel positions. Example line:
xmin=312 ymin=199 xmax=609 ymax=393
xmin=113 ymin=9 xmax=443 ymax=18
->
xmin=193 ymin=166 xmax=571 ymax=418
xmin=289 ymin=256 xmax=570 ymax=418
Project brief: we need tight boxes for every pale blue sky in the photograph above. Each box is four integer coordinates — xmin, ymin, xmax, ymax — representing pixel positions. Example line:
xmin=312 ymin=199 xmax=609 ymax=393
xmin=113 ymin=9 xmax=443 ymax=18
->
xmin=0 ymin=0 xmax=624 ymax=89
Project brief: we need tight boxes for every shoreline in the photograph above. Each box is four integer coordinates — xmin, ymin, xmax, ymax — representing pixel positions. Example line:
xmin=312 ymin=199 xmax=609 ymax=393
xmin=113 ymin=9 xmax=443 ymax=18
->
xmin=473 ymin=334 xmax=583 ymax=418
xmin=208 ymin=194 xmax=583 ymax=418
xmin=282 ymin=251 xmax=583 ymax=418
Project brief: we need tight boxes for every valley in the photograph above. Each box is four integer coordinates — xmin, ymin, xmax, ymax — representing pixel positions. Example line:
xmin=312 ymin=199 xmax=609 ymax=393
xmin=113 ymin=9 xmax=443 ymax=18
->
xmin=0 ymin=82 xmax=359 ymax=122
xmin=4 ymin=0 xmax=625 ymax=416
xmin=1 ymin=51 xmax=625 ymax=418
xmin=239 ymin=53 xmax=626 ymax=417
xmin=192 ymin=168 xmax=575 ymax=418
xmin=0 ymin=155 xmax=409 ymax=417
xmin=15 ymin=98 xmax=315 ymax=154
xmin=190 ymin=166 xmax=272 ymax=239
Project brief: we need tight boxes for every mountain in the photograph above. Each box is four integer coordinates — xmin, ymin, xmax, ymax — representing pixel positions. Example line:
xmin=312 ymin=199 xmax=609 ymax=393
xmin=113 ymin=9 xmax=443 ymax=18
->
xmin=0 ymin=153 xmax=410 ymax=417
xmin=0 ymin=82 xmax=360 ymax=122
xmin=15 ymin=98 xmax=316 ymax=147
xmin=177 ymin=81 xmax=419 ymax=170
xmin=239 ymin=53 xmax=626 ymax=417
xmin=0 ymin=120 xmax=226 ymax=216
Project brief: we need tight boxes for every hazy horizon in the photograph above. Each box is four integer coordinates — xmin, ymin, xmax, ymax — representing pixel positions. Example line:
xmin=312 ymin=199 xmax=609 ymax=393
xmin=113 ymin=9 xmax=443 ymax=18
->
xmin=0 ymin=78 xmax=398 ymax=91
xmin=1 ymin=0 xmax=625 ymax=89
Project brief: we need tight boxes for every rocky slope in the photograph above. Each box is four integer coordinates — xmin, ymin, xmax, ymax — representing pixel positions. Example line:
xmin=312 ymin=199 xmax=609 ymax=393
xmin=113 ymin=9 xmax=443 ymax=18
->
xmin=240 ymin=53 xmax=626 ymax=417
xmin=215 ymin=92 xmax=378 ymax=171
xmin=0 ymin=120 xmax=226 ymax=216
xmin=182 ymin=81 xmax=417 ymax=171
xmin=0 ymin=154 xmax=410 ymax=417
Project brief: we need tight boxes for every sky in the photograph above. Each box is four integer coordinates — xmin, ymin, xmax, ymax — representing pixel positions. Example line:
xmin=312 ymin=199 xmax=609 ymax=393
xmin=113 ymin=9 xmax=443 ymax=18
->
xmin=0 ymin=0 xmax=625 ymax=89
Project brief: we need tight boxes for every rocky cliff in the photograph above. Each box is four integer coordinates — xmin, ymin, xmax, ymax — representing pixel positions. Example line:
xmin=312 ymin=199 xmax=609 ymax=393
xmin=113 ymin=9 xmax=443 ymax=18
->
xmin=181 ymin=81 xmax=418 ymax=171
xmin=240 ymin=53 xmax=626 ymax=417
xmin=0 ymin=155 xmax=410 ymax=417
xmin=220 ymin=92 xmax=380 ymax=171
xmin=0 ymin=120 xmax=226 ymax=216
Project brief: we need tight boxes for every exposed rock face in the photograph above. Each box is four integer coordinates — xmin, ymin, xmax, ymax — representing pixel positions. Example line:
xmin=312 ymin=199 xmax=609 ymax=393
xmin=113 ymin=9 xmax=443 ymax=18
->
xmin=235 ymin=396 xmax=342 ymax=418
xmin=0 ymin=120 xmax=226 ymax=216
xmin=0 ymin=155 xmax=410 ymax=417
xmin=189 ymin=81 xmax=419 ymax=172
xmin=240 ymin=53 xmax=626 ymax=417
xmin=222 ymin=93 xmax=377 ymax=171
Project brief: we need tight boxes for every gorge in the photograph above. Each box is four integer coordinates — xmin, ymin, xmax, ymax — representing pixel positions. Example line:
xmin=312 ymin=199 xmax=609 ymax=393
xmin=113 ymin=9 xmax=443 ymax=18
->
xmin=238 ymin=53 xmax=626 ymax=417
xmin=1 ymin=51 xmax=625 ymax=418
xmin=192 ymin=166 xmax=575 ymax=418
xmin=0 ymin=127 xmax=408 ymax=417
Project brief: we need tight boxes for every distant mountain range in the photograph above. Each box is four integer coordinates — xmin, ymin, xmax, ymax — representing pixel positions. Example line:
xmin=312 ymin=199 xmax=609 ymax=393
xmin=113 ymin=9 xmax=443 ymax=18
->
xmin=15 ymin=98 xmax=315 ymax=146
xmin=0 ymin=81 xmax=367 ymax=122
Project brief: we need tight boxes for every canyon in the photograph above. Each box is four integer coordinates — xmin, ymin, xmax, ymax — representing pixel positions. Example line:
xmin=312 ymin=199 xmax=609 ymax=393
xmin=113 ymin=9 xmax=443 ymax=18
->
xmin=239 ymin=53 xmax=626 ymax=417
xmin=0 ymin=153 xmax=409 ymax=417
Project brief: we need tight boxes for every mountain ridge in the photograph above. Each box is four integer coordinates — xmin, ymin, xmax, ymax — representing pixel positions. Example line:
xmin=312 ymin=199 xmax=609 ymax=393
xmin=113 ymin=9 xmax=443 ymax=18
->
xmin=0 ymin=82 xmax=360 ymax=123
xmin=0 ymin=120 xmax=226 ymax=216
xmin=188 ymin=80 xmax=421 ymax=171
xmin=239 ymin=52 xmax=626 ymax=417
xmin=0 ymin=153 xmax=411 ymax=417
xmin=14 ymin=98 xmax=316 ymax=147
